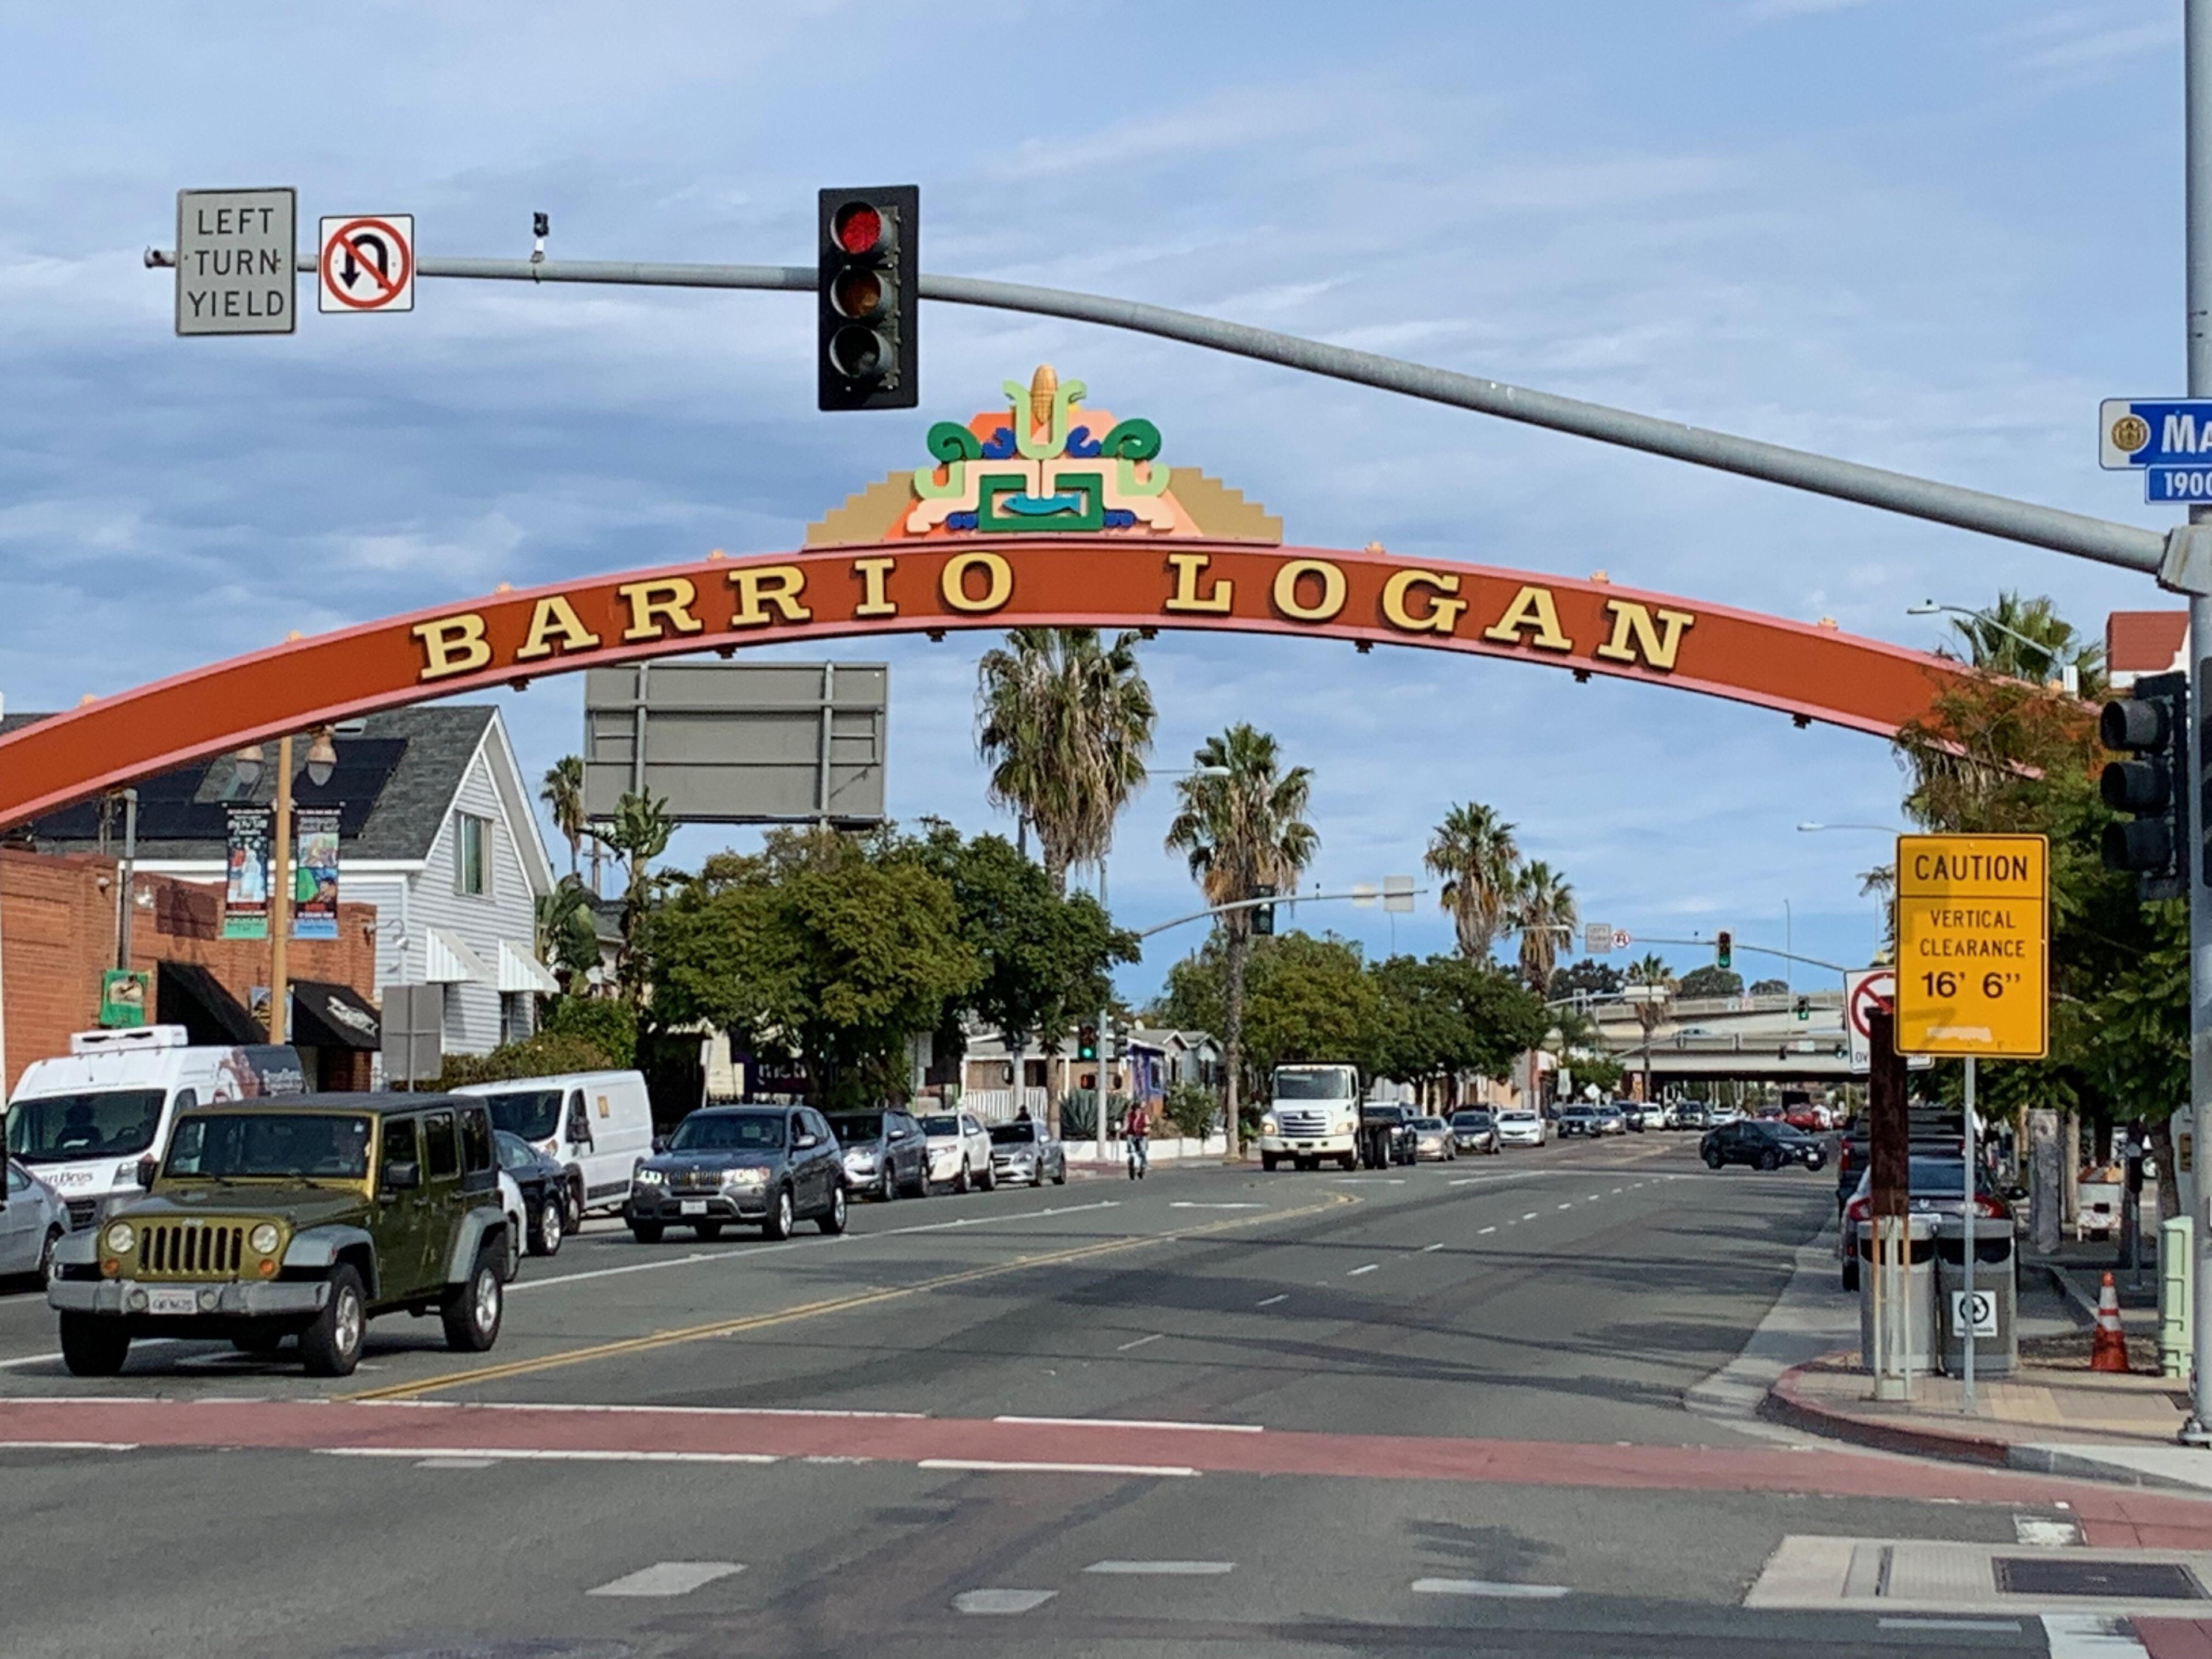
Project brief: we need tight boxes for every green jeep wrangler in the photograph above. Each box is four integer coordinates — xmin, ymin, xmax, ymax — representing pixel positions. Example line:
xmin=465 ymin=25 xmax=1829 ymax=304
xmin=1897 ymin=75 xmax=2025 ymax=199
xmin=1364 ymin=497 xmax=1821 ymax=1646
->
xmin=47 ymin=1092 xmax=512 ymax=1379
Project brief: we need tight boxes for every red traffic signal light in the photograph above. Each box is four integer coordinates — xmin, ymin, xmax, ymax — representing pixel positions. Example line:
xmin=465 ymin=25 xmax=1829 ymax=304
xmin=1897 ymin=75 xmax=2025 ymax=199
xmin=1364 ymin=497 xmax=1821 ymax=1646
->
xmin=818 ymin=186 xmax=917 ymax=411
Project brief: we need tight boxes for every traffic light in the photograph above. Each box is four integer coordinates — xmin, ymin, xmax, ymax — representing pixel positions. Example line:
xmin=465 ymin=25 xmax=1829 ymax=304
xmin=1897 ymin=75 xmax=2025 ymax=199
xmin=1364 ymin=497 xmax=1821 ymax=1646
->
xmin=2100 ymin=670 xmax=2190 ymax=901
xmin=1077 ymin=1024 xmax=1098 ymax=1062
xmin=1715 ymin=930 xmax=1732 ymax=971
xmin=817 ymin=185 xmax=918 ymax=411
xmin=1793 ymin=996 xmax=1810 ymax=1021
xmin=1251 ymin=884 xmax=1277 ymax=936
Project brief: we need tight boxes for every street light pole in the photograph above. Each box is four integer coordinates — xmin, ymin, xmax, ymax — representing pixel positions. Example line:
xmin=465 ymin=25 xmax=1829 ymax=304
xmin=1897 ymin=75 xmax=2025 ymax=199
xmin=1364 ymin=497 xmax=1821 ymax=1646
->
xmin=2183 ymin=0 xmax=2212 ymax=1450
xmin=1905 ymin=601 xmax=2080 ymax=693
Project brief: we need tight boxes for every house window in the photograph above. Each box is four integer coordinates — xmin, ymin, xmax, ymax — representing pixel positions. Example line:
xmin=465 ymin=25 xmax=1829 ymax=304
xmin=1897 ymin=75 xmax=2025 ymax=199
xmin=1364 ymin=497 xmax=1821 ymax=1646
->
xmin=501 ymin=992 xmax=532 ymax=1046
xmin=455 ymin=813 xmax=491 ymax=897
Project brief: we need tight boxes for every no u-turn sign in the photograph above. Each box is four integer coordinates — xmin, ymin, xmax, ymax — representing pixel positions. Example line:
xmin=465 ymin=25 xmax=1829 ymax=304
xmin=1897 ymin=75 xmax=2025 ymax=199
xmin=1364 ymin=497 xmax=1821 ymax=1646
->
xmin=319 ymin=214 xmax=414 ymax=313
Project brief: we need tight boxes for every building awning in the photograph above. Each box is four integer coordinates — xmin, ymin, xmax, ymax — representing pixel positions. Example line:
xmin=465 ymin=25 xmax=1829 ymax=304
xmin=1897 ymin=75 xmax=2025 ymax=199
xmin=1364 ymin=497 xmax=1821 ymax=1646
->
xmin=289 ymin=979 xmax=381 ymax=1051
xmin=422 ymin=927 xmax=492 ymax=984
xmin=156 ymin=960 xmax=263 ymax=1046
xmin=497 ymin=940 xmax=561 ymax=996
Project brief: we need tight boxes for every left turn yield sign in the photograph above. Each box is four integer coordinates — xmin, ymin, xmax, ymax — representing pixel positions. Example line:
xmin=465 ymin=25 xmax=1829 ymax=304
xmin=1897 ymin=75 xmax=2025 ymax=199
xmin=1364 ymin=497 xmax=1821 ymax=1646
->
xmin=319 ymin=215 xmax=414 ymax=313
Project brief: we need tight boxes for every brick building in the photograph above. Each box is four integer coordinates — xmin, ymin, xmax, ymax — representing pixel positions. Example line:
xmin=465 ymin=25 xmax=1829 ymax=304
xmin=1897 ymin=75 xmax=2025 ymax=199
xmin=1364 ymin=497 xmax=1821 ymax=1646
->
xmin=0 ymin=847 xmax=380 ymax=1097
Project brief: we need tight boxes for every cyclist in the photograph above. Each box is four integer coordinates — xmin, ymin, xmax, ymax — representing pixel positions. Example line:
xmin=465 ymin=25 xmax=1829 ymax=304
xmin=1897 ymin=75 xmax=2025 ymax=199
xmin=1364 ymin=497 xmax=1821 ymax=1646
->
xmin=1123 ymin=1100 xmax=1149 ymax=1180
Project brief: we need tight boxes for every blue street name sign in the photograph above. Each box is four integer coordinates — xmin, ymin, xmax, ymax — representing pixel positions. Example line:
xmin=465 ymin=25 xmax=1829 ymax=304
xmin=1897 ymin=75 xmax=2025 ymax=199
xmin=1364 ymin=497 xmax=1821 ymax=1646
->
xmin=2098 ymin=399 xmax=2212 ymax=502
xmin=2149 ymin=466 xmax=2212 ymax=505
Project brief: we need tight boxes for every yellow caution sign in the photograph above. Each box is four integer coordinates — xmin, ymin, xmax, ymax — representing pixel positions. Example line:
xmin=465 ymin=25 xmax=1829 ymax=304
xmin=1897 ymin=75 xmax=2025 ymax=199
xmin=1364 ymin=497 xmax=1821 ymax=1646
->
xmin=1893 ymin=834 xmax=2047 ymax=1058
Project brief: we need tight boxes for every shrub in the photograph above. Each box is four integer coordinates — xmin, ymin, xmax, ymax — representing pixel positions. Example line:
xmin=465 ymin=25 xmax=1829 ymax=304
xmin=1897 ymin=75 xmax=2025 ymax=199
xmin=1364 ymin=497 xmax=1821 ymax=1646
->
xmin=437 ymin=1033 xmax=609 ymax=1089
xmin=1162 ymin=1081 xmax=1218 ymax=1140
xmin=540 ymin=996 xmax=637 ymax=1067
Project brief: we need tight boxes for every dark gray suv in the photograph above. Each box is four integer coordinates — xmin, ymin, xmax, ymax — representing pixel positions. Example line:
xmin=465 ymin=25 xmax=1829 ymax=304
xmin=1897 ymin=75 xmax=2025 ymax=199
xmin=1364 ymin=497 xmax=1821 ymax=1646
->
xmin=627 ymin=1106 xmax=849 ymax=1243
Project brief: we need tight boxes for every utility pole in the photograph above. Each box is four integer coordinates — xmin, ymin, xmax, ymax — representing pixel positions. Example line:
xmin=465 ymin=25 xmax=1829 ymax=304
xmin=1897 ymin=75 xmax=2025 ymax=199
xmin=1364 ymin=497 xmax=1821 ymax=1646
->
xmin=268 ymin=733 xmax=294 ymax=1047
xmin=2184 ymin=0 xmax=2212 ymax=1449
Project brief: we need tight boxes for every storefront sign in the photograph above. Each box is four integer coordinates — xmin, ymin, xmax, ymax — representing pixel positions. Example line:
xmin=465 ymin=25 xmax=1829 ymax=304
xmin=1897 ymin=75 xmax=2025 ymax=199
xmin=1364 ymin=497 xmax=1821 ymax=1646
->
xmin=99 ymin=969 xmax=150 ymax=1028
xmin=293 ymin=806 xmax=340 ymax=939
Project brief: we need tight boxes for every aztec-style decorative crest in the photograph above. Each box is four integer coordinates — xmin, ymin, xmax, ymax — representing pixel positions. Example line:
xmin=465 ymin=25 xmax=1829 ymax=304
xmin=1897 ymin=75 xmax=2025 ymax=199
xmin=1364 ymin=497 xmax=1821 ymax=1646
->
xmin=808 ymin=365 xmax=1281 ymax=546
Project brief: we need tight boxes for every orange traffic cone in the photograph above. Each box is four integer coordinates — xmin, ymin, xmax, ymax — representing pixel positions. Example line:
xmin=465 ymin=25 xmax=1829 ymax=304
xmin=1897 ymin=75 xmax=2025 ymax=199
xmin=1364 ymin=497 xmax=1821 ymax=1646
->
xmin=2090 ymin=1271 xmax=2131 ymax=1374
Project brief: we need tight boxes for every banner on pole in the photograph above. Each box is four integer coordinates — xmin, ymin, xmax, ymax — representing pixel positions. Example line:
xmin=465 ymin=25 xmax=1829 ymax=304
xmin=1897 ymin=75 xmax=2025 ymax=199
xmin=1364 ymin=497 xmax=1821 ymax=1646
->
xmin=292 ymin=806 xmax=340 ymax=939
xmin=222 ymin=808 xmax=271 ymax=939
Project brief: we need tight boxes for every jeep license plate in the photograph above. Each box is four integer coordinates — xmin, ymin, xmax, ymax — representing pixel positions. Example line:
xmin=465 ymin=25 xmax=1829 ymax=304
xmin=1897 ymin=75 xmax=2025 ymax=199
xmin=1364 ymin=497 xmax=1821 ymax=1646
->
xmin=147 ymin=1289 xmax=198 ymax=1316
xmin=680 ymin=1200 xmax=708 ymax=1216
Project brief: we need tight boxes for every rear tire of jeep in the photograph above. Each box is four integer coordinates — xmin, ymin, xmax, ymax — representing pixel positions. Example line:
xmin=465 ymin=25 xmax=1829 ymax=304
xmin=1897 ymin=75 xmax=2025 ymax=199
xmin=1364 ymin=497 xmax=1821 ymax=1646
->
xmin=629 ymin=1221 xmax=665 ymax=1244
xmin=819 ymin=1184 xmax=848 ymax=1236
xmin=299 ymin=1266 xmax=366 ymax=1378
xmin=59 ymin=1313 xmax=130 ymax=1377
xmin=440 ymin=1248 xmax=503 ymax=1353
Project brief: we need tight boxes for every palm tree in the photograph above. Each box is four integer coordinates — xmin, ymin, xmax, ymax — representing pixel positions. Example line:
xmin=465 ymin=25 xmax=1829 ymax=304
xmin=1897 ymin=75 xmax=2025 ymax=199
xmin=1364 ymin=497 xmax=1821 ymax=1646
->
xmin=535 ymin=875 xmax=601 ymax=995
xmin=976 ymin=628 xmax=1156 ymax=896
xmin=540 ymin=756 xmax=588 ymax=880
xmin=1425 ymin=802 xmax=1520 ymax=960
xmin=1624 ymin=953 xmax=1675 ymax=1109
xmin=1511 ymin=861 xmax=1577 ymax=995
xmin=1163 ymin=725 xmax=1319 ymax=1157
xmin=598 ymin=790 xmax=673 ymax=1005
xmin=1942 ymin=590 xmax=2106 ymax=699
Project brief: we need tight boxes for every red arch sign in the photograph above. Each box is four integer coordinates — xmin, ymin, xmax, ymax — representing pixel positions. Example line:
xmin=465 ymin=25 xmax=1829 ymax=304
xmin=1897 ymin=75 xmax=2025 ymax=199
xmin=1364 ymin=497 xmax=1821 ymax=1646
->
xmin=0 ymin=536 xmax=1966 ymax=830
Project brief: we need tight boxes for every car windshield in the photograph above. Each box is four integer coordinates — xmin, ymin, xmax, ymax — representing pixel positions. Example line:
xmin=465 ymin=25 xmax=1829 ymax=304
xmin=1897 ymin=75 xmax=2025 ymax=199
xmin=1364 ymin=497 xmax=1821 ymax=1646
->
xmin=990 ymin=1123 xmax=1039 ymax=1145
xmin=670 ymin=1112 xmax=785 ymax=1152
xmin=1274 ymin=1068 xmax=1357 ymax=1100
xmin=920 ymin=1115 xmax=961 ymax=1137
xmin=1415 ymin=1118 xmax=1446 ymax=1131
xmin=163 ymin=1112 xmax=372 ymax=1180
xmin=7 ymin=1088 xmax=168 ymax=1163
xmin=828 ymin=1114 xmax=883 ymax=1144
xmin=478 ymin=1089 xmax=563 ymax=1141
xmin=1452 ymin=1112 xmax=1491 ymax=1126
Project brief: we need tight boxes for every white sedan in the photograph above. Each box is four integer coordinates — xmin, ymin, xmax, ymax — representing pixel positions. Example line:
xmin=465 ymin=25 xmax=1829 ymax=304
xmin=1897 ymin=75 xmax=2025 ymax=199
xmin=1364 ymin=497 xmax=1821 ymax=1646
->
xmin=918 ymin=1110 xmax=997 ymax=1193
xmin=1494 ymin=1108 xmax=1548 ymax=1147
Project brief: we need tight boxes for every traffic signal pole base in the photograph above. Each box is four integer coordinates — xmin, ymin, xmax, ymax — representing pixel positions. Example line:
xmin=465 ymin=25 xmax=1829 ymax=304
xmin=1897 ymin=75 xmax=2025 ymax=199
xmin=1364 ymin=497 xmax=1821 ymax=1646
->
xmin=2178 ymin=1414 xmax=2212 ymax=1448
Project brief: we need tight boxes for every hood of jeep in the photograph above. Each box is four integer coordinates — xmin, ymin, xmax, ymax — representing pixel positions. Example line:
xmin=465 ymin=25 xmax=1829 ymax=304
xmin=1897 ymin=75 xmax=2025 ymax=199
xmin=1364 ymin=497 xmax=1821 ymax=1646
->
xmin=127 ymin=1186 xmax=372 ymax=1229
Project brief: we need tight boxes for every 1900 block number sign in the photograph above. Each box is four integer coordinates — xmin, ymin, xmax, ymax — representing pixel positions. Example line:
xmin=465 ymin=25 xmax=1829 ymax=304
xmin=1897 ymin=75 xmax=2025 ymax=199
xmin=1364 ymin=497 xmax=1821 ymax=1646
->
xmin=1893 ymin=833 xmax=2048 ymax=1059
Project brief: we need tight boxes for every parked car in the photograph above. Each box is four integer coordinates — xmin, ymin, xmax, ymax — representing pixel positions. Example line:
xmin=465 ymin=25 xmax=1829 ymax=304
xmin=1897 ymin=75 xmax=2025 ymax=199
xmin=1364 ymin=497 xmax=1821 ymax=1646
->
xmin=0 ymin=1158 xmax=67 ymax=1282
xmin=1449 ymin=1109 xmax=1499 ymax=1156
xmin=1594 ymin=1104 xmax=1629 ymax=1136
xmin=828 ymin=1108 xmax=931 ymax=1200
xmin=1358 ymin=1103 xmax=1419 ymax=1168
xmin=47 ymin=1094 xmax=511 ymax=1378
xmin=1701 ymin=1118 xmax=1828 ymax=1173
xmin=1410 ymin=1116 xmax=1456 ymax=1162
xmin=459 ymin=1070 xmax=654 ymax=1229
xmin=1558 ymin=1105 xmax=1600 ymax=1138
xmin=988 ymin=1118 xmax=1067 ymax=1187
xmin=1495 ymin=1107 xmax=1547 ymax=1148
xmin=494 ymin=1130 xmax=567 ymax=1257
xmin=1839 ymin=1156 xmax=2012 ymax=1290
xmin=1782 ymin=1103 xmax=1827 ymax=1132
xmin=627 ymin=1105 xmax=849 ymax=1243
xmin=918 ymin=1110 xmax=996 ymax=1193
xmin=1675 ymin=1102 xmax=1711 ymax=1131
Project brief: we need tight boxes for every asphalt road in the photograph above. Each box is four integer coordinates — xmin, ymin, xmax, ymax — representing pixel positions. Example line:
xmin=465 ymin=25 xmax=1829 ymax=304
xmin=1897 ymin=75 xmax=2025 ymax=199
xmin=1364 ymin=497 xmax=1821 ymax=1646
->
xmin=0 ymin=1132 xmax=2174 ymax=1657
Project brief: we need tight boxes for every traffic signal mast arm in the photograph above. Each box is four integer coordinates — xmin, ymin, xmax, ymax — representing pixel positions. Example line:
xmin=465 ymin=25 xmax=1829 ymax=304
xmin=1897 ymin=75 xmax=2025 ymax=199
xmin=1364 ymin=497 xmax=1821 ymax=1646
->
xmin=145 ymin=247 xmax=2181 ymax=582
xmin=1134 ymin=887 xmax=1431 ymax=940
xmin=1627 ymin=935 xmax=1857 ymax=975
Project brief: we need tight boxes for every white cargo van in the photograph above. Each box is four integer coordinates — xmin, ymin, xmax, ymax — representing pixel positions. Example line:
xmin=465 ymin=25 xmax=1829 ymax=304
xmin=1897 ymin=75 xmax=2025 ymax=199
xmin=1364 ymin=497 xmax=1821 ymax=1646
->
xmin=1259 ymin=1062 xmax=1362 ymax=1172
xmin=457 ymin=1070 xmax=654 ymax=1225
xmin=5 ymin=1027 xmax=306 ymax=1232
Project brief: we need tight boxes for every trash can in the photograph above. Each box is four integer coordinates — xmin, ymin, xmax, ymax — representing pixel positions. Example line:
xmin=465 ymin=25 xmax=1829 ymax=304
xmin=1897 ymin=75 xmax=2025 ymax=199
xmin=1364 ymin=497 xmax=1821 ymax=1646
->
xmin=1934 ymin=1216 xmax=2017 ymax=1377
xmin=1857 ymin=1215 xmax=1937 ymax=1373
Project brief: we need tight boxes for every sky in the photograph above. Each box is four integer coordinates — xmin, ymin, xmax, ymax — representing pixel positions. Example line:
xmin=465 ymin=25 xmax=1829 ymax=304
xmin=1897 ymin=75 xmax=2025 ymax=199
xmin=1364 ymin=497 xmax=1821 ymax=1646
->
xmin=0 ymin=0 xmax=2190 ymax=1004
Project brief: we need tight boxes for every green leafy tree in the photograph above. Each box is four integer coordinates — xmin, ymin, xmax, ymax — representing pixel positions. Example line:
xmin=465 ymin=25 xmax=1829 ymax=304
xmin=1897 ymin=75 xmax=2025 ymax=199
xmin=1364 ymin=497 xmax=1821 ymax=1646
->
xmin=535 ymin=874 xmax=601 ymax=994
xmin=1548 ymin=959 xmax=1622 ymax=1001
xmin=1370 ymin=953 xmax=1550 ymax=1100
xmin=539 ymin=755 xmax=589 ymax=879
xmin=1426 ymin=802 xmax=1521 ymax=962
xmin=1748 ymin=977 xmax=1789 ymax=996
xmin=597 ymin=789 xmax=675 ymax=1005
xmin=976 ymin=627 xmax=1156 ymax=896
xmin=1936 ymin=589 xmax=2106 ymax=699
xmin=1677 ymin=964 xmax=1744 ymax=999
xmin=1164 ymin=725 xmax=1319 ymax=1155
xmin=540 ymin=995 xmax=637 ymax=1068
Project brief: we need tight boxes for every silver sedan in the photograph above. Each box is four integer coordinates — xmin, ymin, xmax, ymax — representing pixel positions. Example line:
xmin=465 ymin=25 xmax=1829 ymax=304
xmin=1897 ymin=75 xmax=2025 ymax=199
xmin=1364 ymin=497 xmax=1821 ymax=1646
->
xmin=1 ymin=1159 xmax=67 ymax=1281
xmin=987 ymin=1120 xmax=1067 ymax=1187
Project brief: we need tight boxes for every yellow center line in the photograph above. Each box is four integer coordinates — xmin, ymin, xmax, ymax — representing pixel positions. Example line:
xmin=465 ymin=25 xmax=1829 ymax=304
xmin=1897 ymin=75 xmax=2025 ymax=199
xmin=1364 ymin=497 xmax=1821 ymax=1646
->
xmin=346 ymin=1192 xmax=1354 ymax=1402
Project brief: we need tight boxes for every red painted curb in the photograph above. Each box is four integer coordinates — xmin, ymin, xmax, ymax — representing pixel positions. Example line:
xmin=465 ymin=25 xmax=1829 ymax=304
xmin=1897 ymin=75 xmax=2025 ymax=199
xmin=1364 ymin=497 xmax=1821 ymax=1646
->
xmin=1763 ymin=1355 xmax=2016 ymax=1467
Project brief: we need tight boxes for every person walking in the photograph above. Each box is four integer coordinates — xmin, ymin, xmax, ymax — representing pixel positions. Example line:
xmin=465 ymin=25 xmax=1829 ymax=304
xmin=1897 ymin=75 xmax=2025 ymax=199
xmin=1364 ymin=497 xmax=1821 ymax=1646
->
xmin=1123 ymin=1100 xmax=1149 ymax=1180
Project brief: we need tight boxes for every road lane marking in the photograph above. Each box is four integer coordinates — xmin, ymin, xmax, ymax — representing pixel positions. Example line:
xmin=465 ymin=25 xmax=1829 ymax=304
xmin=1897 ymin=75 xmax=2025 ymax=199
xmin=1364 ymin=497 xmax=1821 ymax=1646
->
xmin=1256 ymin=1294 xmax=1287 ymax=1307
xmin=921 ymin=1458 xmax=1197 ymax=1478
xmin=1168 ymin=1202 xmax=1264 ymax=1210
xmin=318 ymin=1446 xmax=780 ymax=1465
xmin=349 ymin=1192 xmax=1354 ymax=1402
xmin=1478 ymin=1226 xmax=1496 ymax=1236
xmin=515 ymin=1200 xmax=1128 ymax=1291
xmin=1521 ymin=1212 xmax=1539 ymax=1221
xmin=954 ymin=1589 xmax=1057 ymax=1615
xmin=1882 ymin=1619 xmax=2022 ymax=1633
xmin=1586 ymin=1194 xmax=1601 ymax=1202
xmin=1556 ymin=1203 xmax=1573 ymax=1210
xmin=1347 ymin=1264 xmax=1378 ymax=1277
xmin=1085 ymin=1560 xmax=1234 ymax=1575
xmin=1115 ymin=1332 xmax=1165 ymax=1351
xmin=993 ymin=1416 xmax=1262 ymax=1433
xmin=1411 ymin=1578 xmax=1569 ymax=1600
xmin=589 ymin=1561 xmax=744 ymax=1598
xmin=1422 ymin=1243 xmax=1445 ymax=1252
xmin=416 ymin=1457 xmax=495 ymax=1468
xmin=377 ymin=1400 xmax=927 ymax=1421
xmin=0 ymin=1439 xmax=139 ymax=1452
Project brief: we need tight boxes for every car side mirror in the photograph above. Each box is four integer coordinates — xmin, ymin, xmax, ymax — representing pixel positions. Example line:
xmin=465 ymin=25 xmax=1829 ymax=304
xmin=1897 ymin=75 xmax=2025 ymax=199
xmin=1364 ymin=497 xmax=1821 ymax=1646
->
xmin=652 ymin=1137 xmax=668 ymax=1154
xmin=796 ymin=1133 xmax=819 ymax=1150
xmin=135 ymin=1157 xmax=157 ymax=1190
xmin=382 ymin=1161 xmax=420 ymax=1193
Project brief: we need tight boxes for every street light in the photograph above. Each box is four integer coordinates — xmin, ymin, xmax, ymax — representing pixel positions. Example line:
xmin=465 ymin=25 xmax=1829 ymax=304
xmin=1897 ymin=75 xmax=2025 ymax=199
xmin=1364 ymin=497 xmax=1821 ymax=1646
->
xmin=304 ymin=728 xmax=338 ymax=789
xmin=1797 ymin=821 xmax=1901 ymax=834
xmin=1906 ymin=600 xmax=2080 ymax=695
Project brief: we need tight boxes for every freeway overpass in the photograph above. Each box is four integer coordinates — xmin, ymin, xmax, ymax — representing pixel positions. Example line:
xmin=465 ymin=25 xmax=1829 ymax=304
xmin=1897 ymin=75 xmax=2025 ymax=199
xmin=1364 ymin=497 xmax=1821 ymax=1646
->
xmin=1580 ymin=988 xmax=1852 ymax=1084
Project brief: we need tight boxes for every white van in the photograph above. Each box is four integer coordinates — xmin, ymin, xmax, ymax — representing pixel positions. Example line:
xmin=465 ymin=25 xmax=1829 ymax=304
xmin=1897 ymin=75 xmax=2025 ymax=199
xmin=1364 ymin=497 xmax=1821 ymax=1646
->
xmin=457 ymin=1070 xmax=654 ymax=1225
xmin=1259 ymin=1062 xmax=1362 ymax=1171
xmin=5 ymin=1027 xmax=306 ymax=1232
